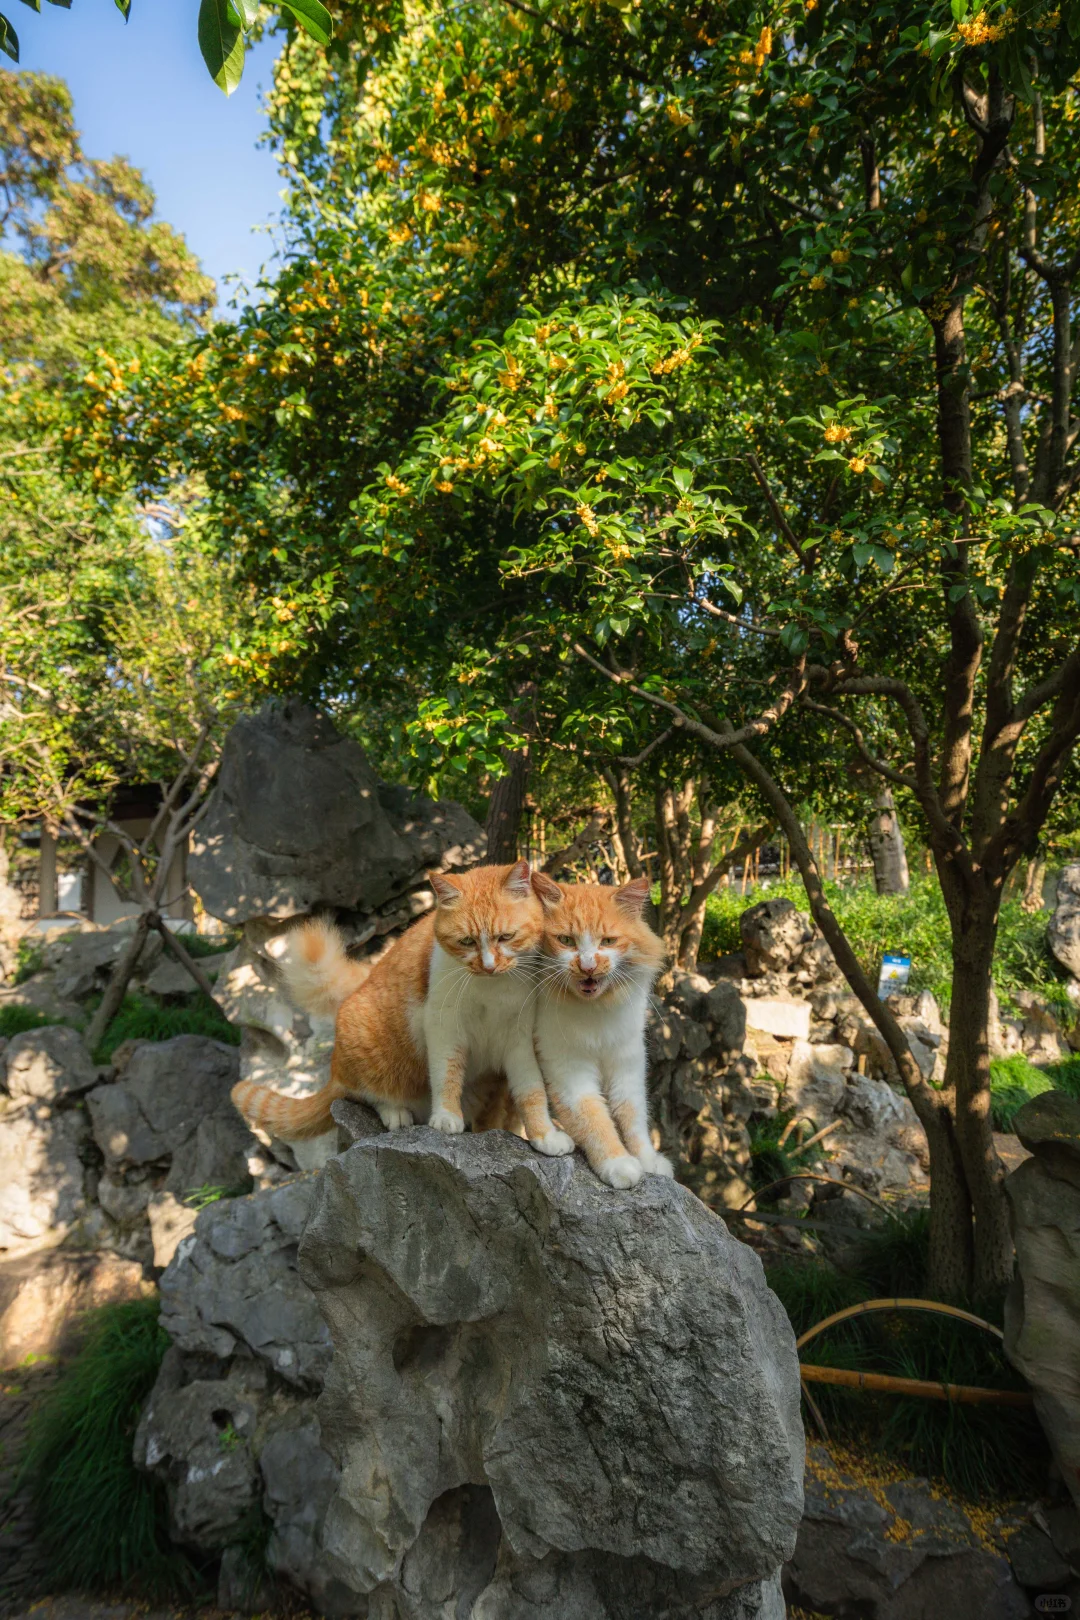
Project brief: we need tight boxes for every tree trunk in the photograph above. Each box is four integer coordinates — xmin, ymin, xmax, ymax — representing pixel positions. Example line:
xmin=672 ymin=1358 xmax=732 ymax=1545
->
xmin=867 ymin=785 xmax=910 ymax=895
xmin=601 ymin=765 xmax=643 ymax=879
xmin=485 ymin=748 xmax=529 ymax=863
xmin=943 ymin=894 xmax=1013 ymax=1298
xmin=83 ymin=910 xmax=153 ymax=1056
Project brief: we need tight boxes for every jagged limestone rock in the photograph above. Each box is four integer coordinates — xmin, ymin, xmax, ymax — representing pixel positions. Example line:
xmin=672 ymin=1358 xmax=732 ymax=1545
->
xmin=189 ymin=703 xmax=485 ymax=924
xmin=299 ymin=1127 xmax=804 ymax=1618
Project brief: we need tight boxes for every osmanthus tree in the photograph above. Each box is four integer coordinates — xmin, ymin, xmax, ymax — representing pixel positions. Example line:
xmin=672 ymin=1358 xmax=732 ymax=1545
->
xmin=0 ymin=71 xmax=263 ymax=1032
xmin=75 ymin=0 xmax=1080 ymax=1297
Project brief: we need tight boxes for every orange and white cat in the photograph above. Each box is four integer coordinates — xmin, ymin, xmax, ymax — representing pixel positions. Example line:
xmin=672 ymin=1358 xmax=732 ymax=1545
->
xmin=231 ymin=861 xmax=573 ymax=1157
xmin=531 ymin=873 xmax=672 ymax=1189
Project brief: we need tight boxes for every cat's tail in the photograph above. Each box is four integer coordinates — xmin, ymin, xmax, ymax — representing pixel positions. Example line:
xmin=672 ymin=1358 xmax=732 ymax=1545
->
xmin=231 ymin=1075 xmax=346 ymax=1140
xmin=268 ymin=916 xmax=370 ymax=1017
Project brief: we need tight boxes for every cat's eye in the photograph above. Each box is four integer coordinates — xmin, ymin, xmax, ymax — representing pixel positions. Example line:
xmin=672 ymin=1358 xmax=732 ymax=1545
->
xmin=556 ymin=934 xmax=575 ymax=947
xmin=497 ymin=932 xmax=515 ymax=942
xmin=458 ymin=936 xmax=476 ymax=947
xmin=601 ymin=936 xmax=618 ymax=946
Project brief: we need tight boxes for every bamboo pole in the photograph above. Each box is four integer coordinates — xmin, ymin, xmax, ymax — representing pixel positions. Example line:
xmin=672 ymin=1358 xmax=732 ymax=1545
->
xmin=795 ymin=1297 xmax=1005 ymax=1351
xmin=799 ymin=1365 xmax=1032 ymax=1406
xmin=736 ymin=1171 xmax=893 ymax=1216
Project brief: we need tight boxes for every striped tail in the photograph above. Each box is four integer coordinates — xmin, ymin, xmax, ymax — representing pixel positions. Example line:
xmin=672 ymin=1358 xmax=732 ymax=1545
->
xmin=231 ymin=1076 xmax=345 ymax=1140
xmin=267 ymin=916 xmax=370 ymax=1017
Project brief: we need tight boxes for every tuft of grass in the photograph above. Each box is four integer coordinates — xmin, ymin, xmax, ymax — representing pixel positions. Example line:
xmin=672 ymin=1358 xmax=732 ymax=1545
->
xmin=990 ymin=1053 xmax=1053 ymax=1131
xmin=766 ymin=1215 xmax=1045 ymax=1500
xmin=18 ymin=1298 xmax=204 ymax=1597
xmin=92 ymin=991 xmax=240 ymax=1064
xmin=12 ymin=937 xmax=46 ymax=985
xmin=746 ymin=1110 xmax=826 ymax=1199
xmin=0 ymin=1005 xmax=59 ymax=1041
xmin=180 ymin=929 xmax=241 ymax=961
xmin=185 ymin=1181 xmax=250 ymax=1211
xmin=700 ymin=873 xmax=1072 ymax=1019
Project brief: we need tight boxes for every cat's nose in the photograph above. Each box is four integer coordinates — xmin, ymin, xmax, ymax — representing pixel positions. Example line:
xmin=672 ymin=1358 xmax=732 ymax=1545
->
xmin=579 ymin=953 xmax=597 ymax=972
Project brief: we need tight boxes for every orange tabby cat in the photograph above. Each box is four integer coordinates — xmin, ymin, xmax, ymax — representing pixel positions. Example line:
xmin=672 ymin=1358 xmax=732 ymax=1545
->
xmin=531 ymin=873 xmax=671 ymax=1188
xmin=231 ymin=861 xmax=570 ymax=1153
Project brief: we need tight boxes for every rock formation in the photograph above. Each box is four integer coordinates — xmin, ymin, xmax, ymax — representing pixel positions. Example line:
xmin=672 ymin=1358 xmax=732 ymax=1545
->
xmin=1005 ymin=1089 xmax=1080 ymax=1510
xmin=1050 ymin=864 xmax=1080 ymax=981
xmin=189 ymin=703 xmax=485 ymax=924
xmin=296 ymin=1122 xmax=804 ymax=1618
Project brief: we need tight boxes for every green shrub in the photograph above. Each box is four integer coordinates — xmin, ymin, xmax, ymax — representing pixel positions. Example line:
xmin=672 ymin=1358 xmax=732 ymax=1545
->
xmin=746 ymin=1110 xmax=827 ymax=1199
xmin=0 ymin=1005 xmax=58 ymax=1040
xmin=92 ymin=991 xmax=241 ymax=1063
xmin=699 ymin=873 xmax=1071 ymax=1018
xmin=766 ymin=1236 xmax=1045 ymax=1499
xmin=19 ymin=1298 xmax=203 ymax=1596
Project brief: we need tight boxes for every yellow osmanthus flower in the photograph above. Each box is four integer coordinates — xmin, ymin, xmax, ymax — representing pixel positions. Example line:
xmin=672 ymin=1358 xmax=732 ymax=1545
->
xmin=790 ymin=92 xmax=813 ymax=109
xmin=831 ymin=247 xmax=851 ymax=264
xmin=544 ymin=394 xmax=557 ymax=418
xmin=808 ymin=124 xmax=822 ymax=139
xmin=809 ymin=274 xmax=827 ymax=290
xmin=666 ymin=101 xmax=693 ymax=128
xmin=417 ymin=188 xmax=442 ymax=213
xmin=385 ymin=473 xmax=411 ymax=494
xmin=576 ymin=503 xmax=599 ymax=536
xmin=220 ymin=404 xmax=246 ymax=422
xmin=387 ymin=222 xmax=413 ymax=244
xmin=824 ymin=421 xmax=852 ymax=442
xmin=435 ymin=481 xmax=455 ymax=493
xmin=548 ymin=452 xmax=561 ymax=469
xmin=607 ymin=540 xmax=631 ymax=562
xmin=574 ymin=441 xmax=587 ymax=455
xmin=956 ymin=8 xmax=1014 ymax=43
xmin=498 ymin=354 xmax=525 ymax=391
xmin=848 ymin=456 xmax=869 ymax=473
xmin=754 ymin=26 xmax=773 ymax=67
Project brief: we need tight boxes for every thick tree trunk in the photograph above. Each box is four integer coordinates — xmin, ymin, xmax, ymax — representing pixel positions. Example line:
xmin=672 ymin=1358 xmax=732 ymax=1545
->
xmin=485 ymin=748 xmax=529 ymax=863
xmin=867 ymin=785 xmax=910 ymax=895
xmin=943 ymin=896 xmax=1013 ymax=1298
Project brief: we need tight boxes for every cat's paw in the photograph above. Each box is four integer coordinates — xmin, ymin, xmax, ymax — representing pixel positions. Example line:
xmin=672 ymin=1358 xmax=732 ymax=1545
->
xmin=598 ymin=1154 xmax=644 ymax=1190
xmin=639 ymin=1148 xmax=675 ymax=1178
xmin=532 ymin=1127 xmax=575 ymax=1157
xmin=378 ymin=1105 xmax=416 ymax=1130
xmin=430 ymin=1107 xmax=466 ymax=1134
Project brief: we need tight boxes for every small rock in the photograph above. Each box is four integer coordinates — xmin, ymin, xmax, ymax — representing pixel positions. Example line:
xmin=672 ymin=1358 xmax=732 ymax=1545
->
xmin=704 ymin=979 xmax=747 ymax=1052
xmin=141 ymin=956 xmax=202 ymax=998
xmin=0 ymin=1098 xmax=89 ymax=1256
xmin=1004 ymin=1521 xmax=1072 ymax=1590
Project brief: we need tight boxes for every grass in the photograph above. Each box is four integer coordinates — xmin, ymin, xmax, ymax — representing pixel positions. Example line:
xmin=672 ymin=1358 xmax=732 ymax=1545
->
xmin=766 ymin=1213 xmax=1046 ymax=1500
xmin=0 ymin=1005 xmax=59 ymax=1040
xmin=181 ymin=929 xmax=240 ymax=960
xmin=699 ymin=872 xmax=1074 ymax=1019
xmin=91 ymin=990 xmax=241 ymax=1064
xmin=989 ymin=1051 xmax=1080 ymax=1130
xmin=18 ymin=1298 xmax=203 ymax=1598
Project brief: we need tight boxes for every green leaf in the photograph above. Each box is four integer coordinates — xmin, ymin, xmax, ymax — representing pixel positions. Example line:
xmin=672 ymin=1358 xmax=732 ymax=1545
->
xmin=198 ymin=0 xmax=245 ymax=94
xmin=112 ymin=0 xmax=129 ymax=15
xmin=672 ymin=467 xmax=692 ymax=494
xmin=279 ymin=0 xmax=332 ymax=45
xmin=230 ymin=0 xmax=258 ymax=24
xmin=950 ymin=0 xmax=967 ymax=18
xmin=0 ymin=11 xmax=18 ymax=57
xmin=15 ymin=0 xmax=38 ymax=11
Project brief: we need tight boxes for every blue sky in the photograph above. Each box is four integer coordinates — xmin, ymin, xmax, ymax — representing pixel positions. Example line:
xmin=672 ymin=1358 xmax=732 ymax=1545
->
xmin=3 ymin=0 xmax=287 ymax=309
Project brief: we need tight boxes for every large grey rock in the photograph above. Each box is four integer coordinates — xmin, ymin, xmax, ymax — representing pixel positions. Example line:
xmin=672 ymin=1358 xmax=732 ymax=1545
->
xmin=784 ymin=1444 xmax=1029 ymax=1619
xmin=158 ymin=1175 xmax=330 ymax=1388
xmin=740 ymin=898 xmax=811 ymax=976
xmin=0 ymin=1098 xmax=89 ymax=1257
xmin=85 ymin=1035 xmax=252 ymax=1197
xmin=189 ymin=704 xmax=485 ymax=923
xmin=299 ymin=1128 xmax=804 ymax=1618
xmin=1050 ymin=863 xmax=1080 ymax=978
xmin=4 ymin=1025 xmax=99 ymax=1102
xmin=1005 ymin=1091 xmax=1080 ymax=1510
xmin=42 ymin=919 xmax=163 ymax=1001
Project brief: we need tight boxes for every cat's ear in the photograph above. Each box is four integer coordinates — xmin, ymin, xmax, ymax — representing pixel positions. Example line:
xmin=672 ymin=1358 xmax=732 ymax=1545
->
xmin=429 ymin=871 xmax=463 ymax=907
xmin=502 ymin=858 xmax=532 ymax=898
xmin=613 ymin=876 xmax=651 ymax=916
xmin=531 ymin=871 xmax=564 ymax=910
